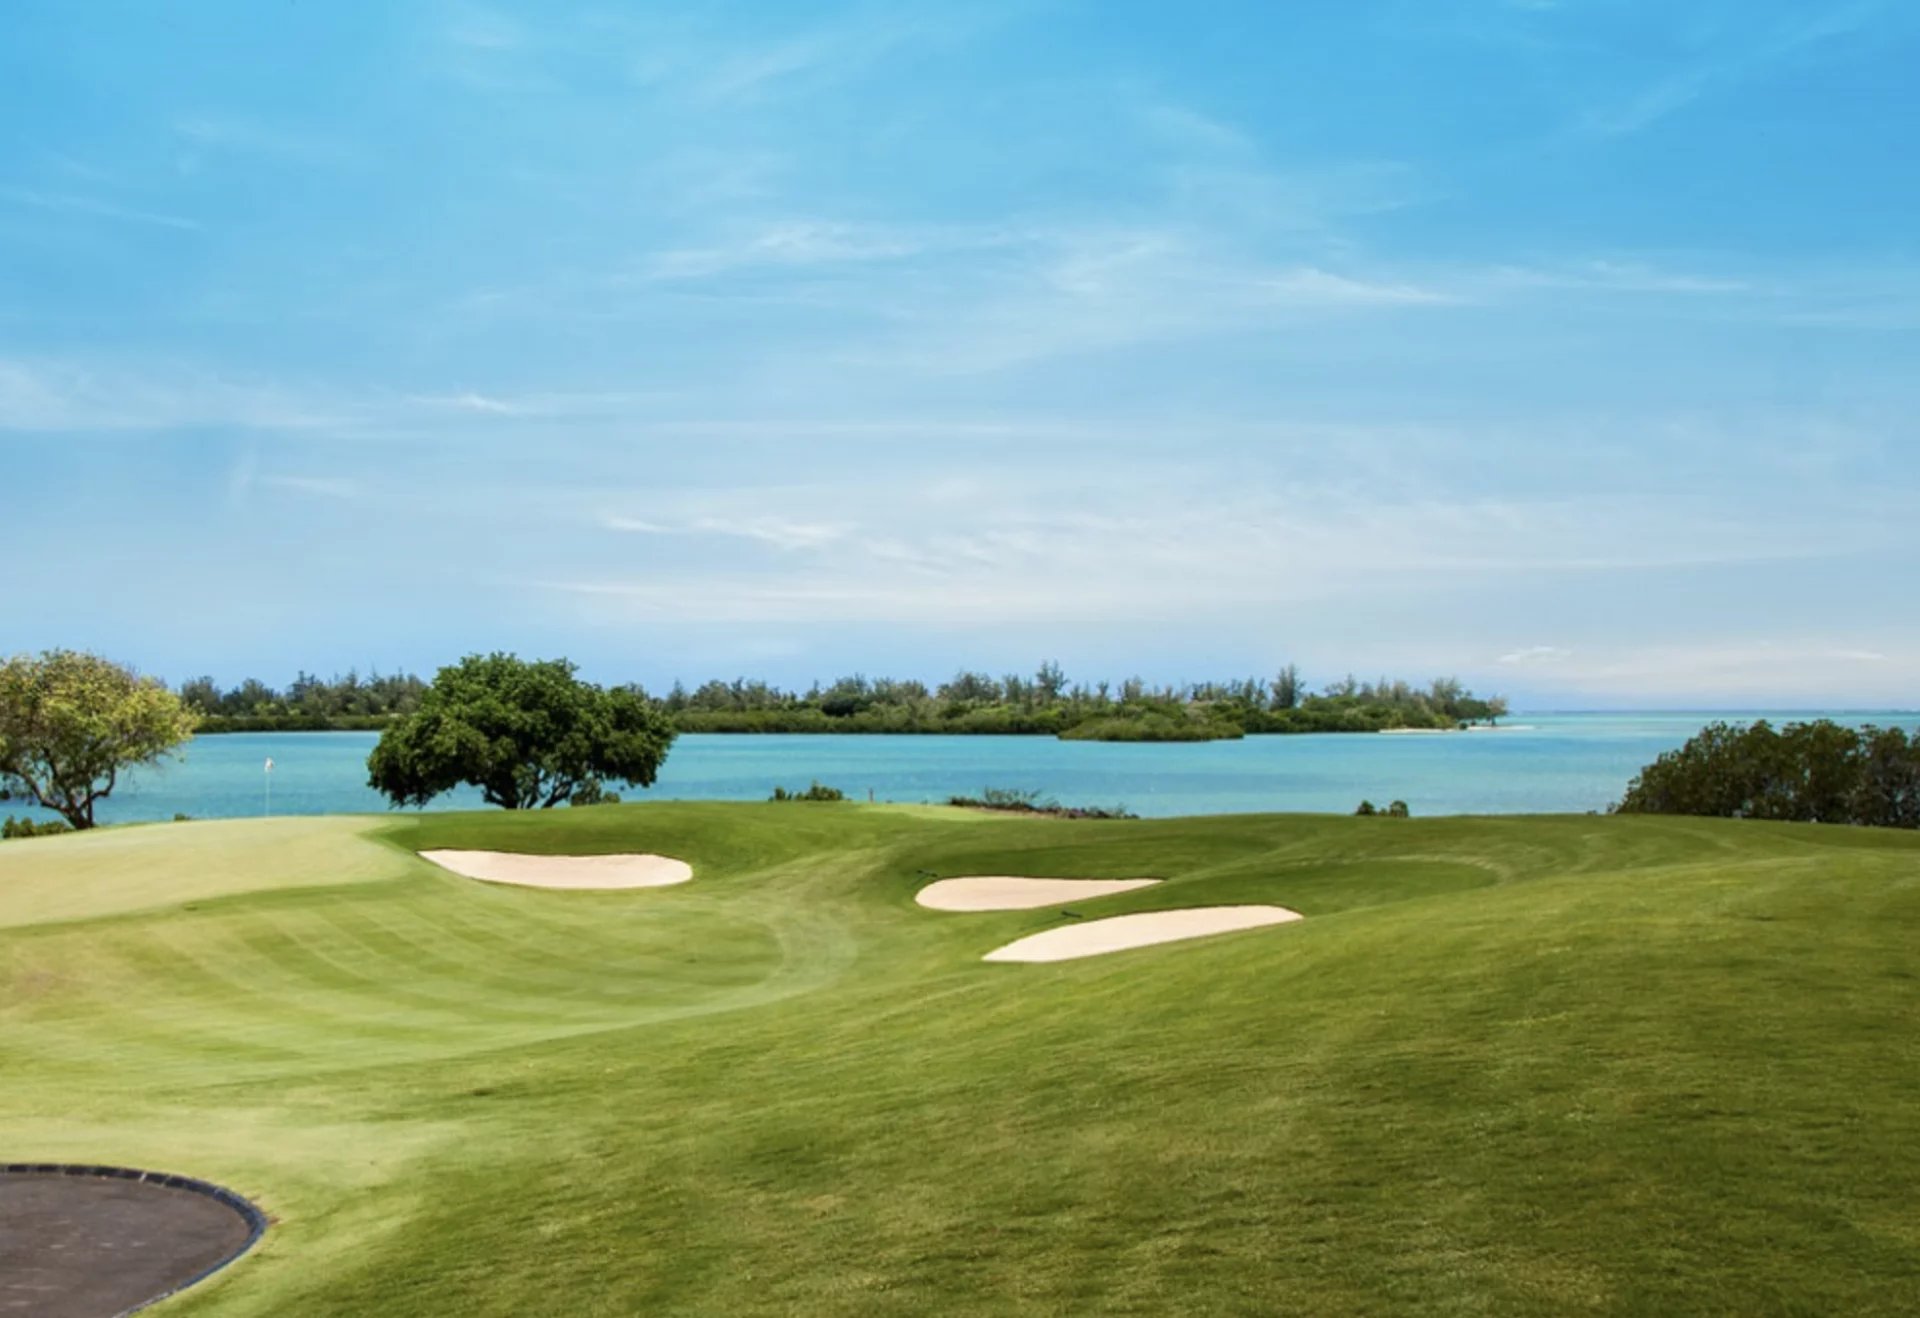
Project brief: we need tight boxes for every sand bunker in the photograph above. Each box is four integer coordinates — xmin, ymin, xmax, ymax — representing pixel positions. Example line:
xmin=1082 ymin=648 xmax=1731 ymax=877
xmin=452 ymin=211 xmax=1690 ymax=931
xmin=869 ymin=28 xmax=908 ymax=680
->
xmin=982 ymin=905 xmax=1303 ymax=963
xmin=916 ymin=876 xmax=1161 ymax=911
xmin=420 ymin=850 xmax=692 ymax=890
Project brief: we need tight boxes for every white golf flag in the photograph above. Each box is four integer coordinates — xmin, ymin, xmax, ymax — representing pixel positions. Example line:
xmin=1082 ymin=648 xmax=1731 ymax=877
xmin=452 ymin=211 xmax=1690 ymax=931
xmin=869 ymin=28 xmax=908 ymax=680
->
xmin=265 ymin=758 xmax=274 ymax=773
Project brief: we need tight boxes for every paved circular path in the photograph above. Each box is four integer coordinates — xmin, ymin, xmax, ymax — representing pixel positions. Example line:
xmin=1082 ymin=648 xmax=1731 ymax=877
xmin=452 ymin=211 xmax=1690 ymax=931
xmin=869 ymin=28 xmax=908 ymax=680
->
xmin=0 ymin=1168 xmax=262 ymax=1317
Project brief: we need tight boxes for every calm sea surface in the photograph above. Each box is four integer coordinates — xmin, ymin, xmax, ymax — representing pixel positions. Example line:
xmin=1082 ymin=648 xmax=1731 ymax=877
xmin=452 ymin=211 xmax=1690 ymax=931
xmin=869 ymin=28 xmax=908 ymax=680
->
xmin=11 ymin=711 xmax=1918 ymax=826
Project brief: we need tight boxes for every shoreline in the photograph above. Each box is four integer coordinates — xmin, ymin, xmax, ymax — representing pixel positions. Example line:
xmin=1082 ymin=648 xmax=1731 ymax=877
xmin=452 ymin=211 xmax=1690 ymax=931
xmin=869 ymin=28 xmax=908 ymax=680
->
xmin=1377 ymin=724 xmax=1532 ymax=735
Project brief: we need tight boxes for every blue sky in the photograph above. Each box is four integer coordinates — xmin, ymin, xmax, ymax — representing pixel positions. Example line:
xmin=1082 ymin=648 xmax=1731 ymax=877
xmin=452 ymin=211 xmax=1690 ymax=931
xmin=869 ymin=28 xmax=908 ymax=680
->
xmin=3 ymin=1 xmax=1916 ymax=707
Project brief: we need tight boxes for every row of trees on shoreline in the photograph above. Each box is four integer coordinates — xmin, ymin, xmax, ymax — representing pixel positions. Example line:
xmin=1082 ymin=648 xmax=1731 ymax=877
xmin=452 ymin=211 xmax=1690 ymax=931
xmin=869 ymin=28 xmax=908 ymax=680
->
xmin=178 ymin=663 xmax=1508 ymax=741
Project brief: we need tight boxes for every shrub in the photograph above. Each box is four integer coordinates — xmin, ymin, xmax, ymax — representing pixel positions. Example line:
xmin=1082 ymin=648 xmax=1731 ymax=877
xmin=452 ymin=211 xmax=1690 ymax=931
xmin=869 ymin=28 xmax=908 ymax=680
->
xmin=569 ymin=780 xmax=622 ymax=807
xmin=3 ymin=815 xmax=73 ymax=840
xmin=1616 ymin=720 xmax=1920 ymax=828
xmin=770 ymin=781 xmax=847 ymax=802
xmin=946 ymin=789 xmax=1137 ymax=820
xmin=1058 ymin=713 xmax=1242 ymax=742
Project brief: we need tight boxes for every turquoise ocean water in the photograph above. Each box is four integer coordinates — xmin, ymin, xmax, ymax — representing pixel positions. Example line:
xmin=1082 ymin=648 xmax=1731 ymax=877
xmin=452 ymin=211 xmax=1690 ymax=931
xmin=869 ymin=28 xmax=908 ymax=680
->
xmin=10 ymin=711 xmax=1918 ymax=826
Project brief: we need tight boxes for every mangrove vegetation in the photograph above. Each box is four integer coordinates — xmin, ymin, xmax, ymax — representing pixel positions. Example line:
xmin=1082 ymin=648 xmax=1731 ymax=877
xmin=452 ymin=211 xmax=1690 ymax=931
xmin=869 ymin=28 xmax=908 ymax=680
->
xmin=175 ymin=662 xmax=1507 ymax=741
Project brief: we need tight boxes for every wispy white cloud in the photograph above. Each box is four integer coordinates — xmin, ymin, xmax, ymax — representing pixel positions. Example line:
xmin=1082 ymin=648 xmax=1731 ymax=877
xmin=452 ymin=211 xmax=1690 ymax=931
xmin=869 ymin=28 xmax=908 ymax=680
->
xmin=675 ymin=10 xmax=994 ymax=105
xmin=259 ymin=474 xmax=361 ymax=500
xmin=1263 ymin=267 xmax=1458 ymax=306
xmin=0 ymin=186 xmax=202 ymax=232
xmin=604 ymin=511 xmax=847 ymax=552
xmin=640 ymin=221 xmax=962 ymax=281
xmin=0 ymin=358 xmax=332 ymax=432
xmin=1584 ymin=73 xmax=1711 ymax=139
xmin=630 ymin=223 xmax=1761 ymax=372
xmin=403 ymin=389 xmax=681 ymax=421
xmin=443 ymin=6 xmax=524 ymax=51
xmin=551 ymin=476 xmax=1885 ymax=626
xmin=227 ymin=459 xmax=362 ymax=507
xmin=1487 ymin=260 xmax=1753 ymax=295
xmin=1581 ymin=3 xmax=1888 ymax=137
xmin=1138 ymin=103 xmax=1257 ymax=156
xmin=173 ymin=115 xmax=361 ymax=166
xmin=434 ymin=6 xmax=1000 ymax=107
xmin=1504 ymin=640 xmax=1910 ymax=702
xmin=226 ymin=450 xmax=259 ymax=505
xmin=691 ymin=36 xmax=855 ymax=102
xmin=39 ymin=150 xmax=115 ymax=184
xmin=786 ymin=228 xmax=1462 ymax=374
xmin=1500 ymin=645 xmax=1573 ymax=665
xmin=408 ymin=391 xmax=522 ymax=415
xmin=428 ymin=2 xmax=565 ymax=94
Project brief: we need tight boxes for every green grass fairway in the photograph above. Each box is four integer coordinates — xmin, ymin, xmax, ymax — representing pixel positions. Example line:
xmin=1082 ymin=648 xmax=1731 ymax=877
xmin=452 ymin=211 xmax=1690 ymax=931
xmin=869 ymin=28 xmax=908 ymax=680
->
xmin=3 ymin=805 xmax=1918 ymax=1314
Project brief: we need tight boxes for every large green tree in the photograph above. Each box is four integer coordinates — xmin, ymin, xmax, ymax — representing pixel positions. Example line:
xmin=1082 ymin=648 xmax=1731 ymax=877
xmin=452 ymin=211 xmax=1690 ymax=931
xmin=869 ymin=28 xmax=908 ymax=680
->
xmin=0 ymin=650 xmax=199 ymax=829
xmin=367 ymin=653 xmax=674 ymax=810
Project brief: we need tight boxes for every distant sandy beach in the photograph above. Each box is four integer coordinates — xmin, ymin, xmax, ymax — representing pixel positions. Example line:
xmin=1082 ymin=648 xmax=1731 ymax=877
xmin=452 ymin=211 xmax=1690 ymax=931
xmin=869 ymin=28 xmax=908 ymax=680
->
xmin=1378 ymin=724 xmax=1534 ymax=735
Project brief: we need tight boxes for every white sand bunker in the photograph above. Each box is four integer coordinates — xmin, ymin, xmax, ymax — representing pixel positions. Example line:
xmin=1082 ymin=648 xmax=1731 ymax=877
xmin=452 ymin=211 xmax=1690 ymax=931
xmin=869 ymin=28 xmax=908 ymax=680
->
xmin=983 ymin=905 xmax=1302 ymax=963
xmin=916 ymin=876 xmax=1160 ymax=911
xmin=420 ymin=849 xmax=692 ymax=890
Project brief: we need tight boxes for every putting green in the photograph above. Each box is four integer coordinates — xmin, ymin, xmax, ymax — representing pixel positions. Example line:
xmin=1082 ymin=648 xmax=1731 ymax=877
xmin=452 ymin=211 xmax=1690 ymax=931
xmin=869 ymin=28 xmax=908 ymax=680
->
xmin=1 ymin=803 xmax=1917 ymax=1315
xmin=0 ymin=817 xmax=411 ymax=931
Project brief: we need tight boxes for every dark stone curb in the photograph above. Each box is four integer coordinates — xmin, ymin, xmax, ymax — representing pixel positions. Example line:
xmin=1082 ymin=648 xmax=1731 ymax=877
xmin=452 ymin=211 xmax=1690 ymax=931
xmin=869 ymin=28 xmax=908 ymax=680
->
xmin=0 ymin=1162 xmax=268 ymax=1315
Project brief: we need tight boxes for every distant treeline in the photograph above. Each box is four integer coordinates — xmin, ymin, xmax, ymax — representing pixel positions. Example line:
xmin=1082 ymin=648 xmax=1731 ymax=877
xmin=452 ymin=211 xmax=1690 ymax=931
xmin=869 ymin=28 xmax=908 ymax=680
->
xmin=661 ymin=667 xmax=1505 ymax=740
xmin=179 ymin=670 xmax=427 ymax=733
xmin=176 ymin=660 xmax=1497 ymax=745
xmin=178 ymin=663 xmax=1507 ymax=741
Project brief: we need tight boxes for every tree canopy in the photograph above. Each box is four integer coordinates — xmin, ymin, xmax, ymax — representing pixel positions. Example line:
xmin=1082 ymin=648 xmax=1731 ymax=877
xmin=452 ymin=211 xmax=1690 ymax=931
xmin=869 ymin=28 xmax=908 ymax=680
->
xmin=0 ymin=650 xmax=198 ymax=829
xmin=366 ymin=653 xmax=675 ymax=810
xmin=1615 ymin=719 xmax=1920 ymax=828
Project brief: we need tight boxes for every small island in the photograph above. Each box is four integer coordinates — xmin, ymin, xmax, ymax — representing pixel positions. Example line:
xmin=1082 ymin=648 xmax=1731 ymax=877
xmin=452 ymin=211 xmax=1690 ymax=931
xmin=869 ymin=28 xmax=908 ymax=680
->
xmin=177 ymin=663 xmax=1505 ymax=742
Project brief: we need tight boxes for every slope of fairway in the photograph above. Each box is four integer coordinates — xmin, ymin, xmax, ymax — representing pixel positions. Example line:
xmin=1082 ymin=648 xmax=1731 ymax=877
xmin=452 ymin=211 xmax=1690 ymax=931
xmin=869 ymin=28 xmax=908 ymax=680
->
xmin=2 ymin=804 xmax=1918 ymax=1315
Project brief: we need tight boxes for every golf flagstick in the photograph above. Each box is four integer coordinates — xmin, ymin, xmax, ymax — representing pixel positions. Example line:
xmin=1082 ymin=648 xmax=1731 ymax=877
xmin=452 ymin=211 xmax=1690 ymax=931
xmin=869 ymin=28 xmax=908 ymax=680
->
xmin=264 ymin=757 xmax=273 ymax=817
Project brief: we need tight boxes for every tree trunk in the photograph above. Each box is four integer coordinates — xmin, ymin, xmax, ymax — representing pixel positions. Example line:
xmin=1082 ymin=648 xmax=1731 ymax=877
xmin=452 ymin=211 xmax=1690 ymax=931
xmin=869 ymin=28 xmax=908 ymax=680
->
xmin=19 ymin=780 xmax=94 ymax=829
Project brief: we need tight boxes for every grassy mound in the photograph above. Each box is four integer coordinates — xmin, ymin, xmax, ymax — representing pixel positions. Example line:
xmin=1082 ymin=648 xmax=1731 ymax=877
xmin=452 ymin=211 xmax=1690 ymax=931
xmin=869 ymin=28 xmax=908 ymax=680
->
xmin=2 ymin=805 xmax=1916 ymax=1314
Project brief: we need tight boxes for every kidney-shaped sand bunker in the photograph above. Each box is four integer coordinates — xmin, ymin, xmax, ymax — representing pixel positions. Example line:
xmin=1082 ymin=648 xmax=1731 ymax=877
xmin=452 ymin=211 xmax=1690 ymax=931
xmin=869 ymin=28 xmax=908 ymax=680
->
xmin=915 ymin=876 xmax=1161 ymax=911
xmin=421 ymin=850 xmax=693 ymax=890
xmin=983 ymin=905 xmax=1303 ymax=962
